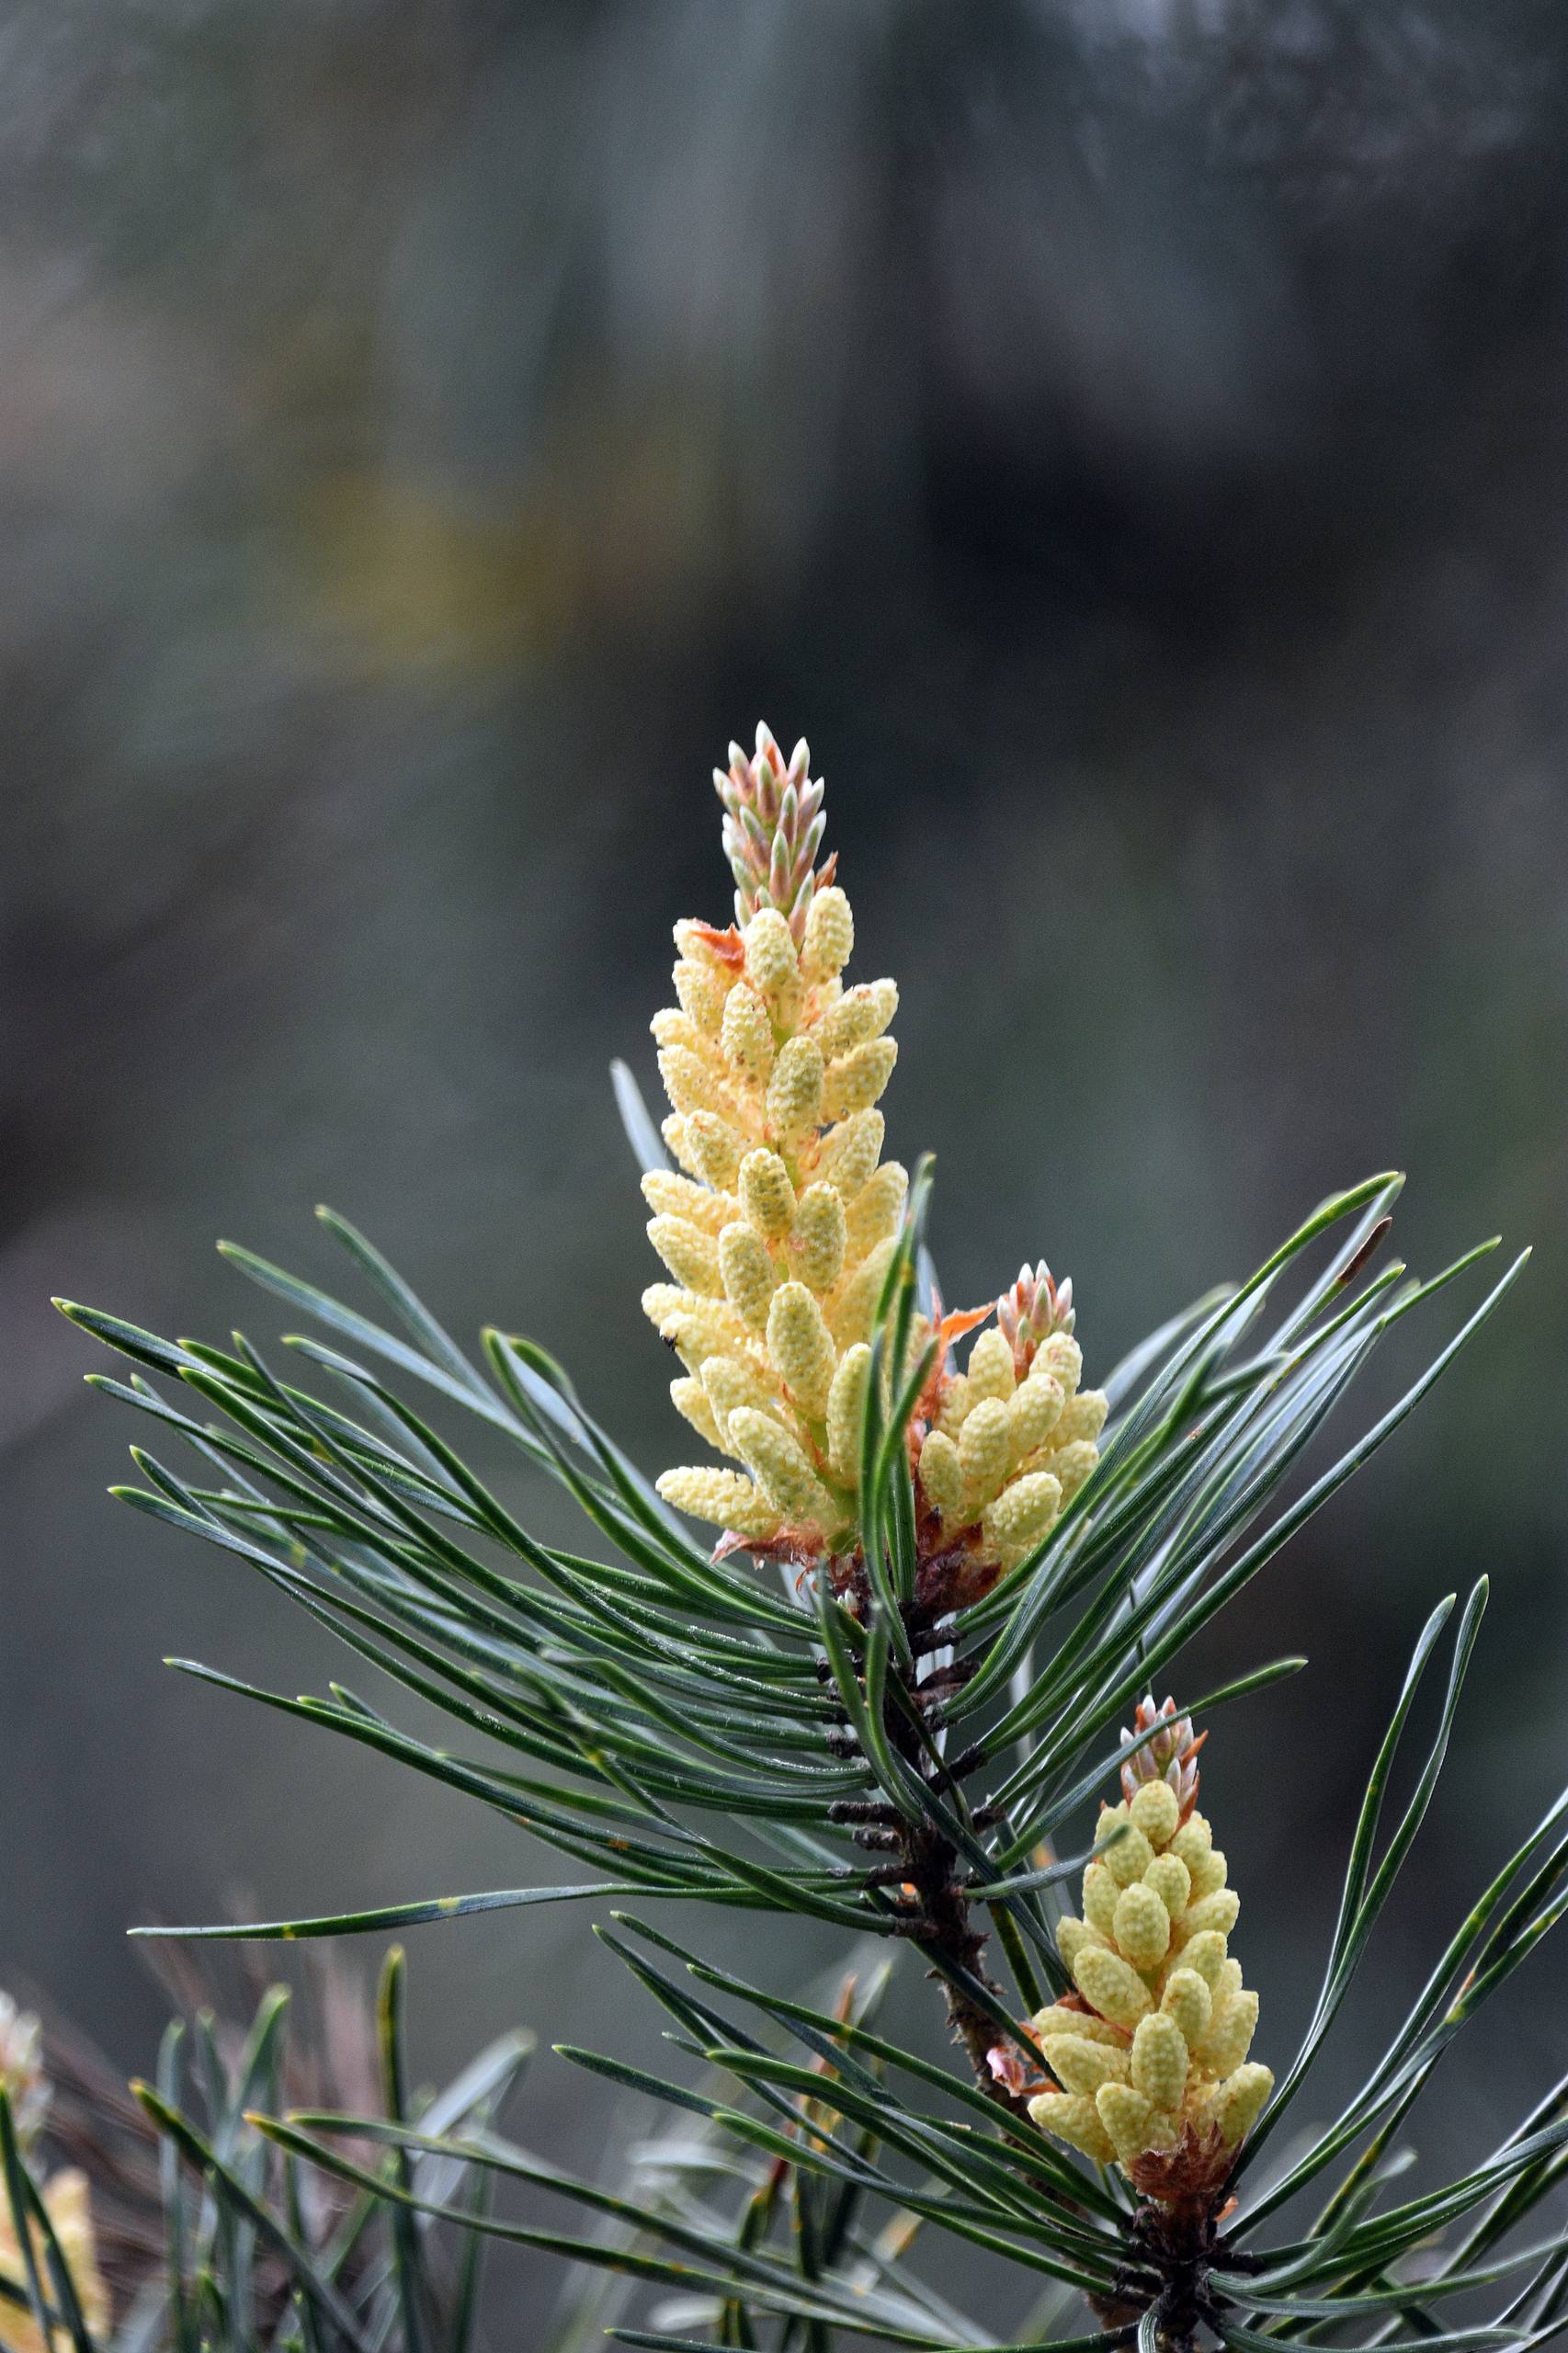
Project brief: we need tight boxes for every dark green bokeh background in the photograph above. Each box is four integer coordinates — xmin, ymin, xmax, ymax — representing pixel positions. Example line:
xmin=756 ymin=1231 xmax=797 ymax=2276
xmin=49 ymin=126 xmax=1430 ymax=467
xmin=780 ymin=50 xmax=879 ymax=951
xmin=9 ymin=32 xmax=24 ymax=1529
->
xmin=4 ymin=1 xmax=1565 ymax=2331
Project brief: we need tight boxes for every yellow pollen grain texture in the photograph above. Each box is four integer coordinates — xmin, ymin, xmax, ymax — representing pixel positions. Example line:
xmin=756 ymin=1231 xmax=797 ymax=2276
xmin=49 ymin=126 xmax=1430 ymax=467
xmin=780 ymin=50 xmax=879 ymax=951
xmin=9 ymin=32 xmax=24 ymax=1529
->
xmin=790 ymin=1183 xmax=847 ymax=1292
xmin=982 ymin=1471 xmax=1062 ymax=1567
xmin=1144 ymin=1854 xmax=1192 ymax=1918
xmin=725 ymin=1408 xmax=833 ymax=1524
xmin=1055 ymin=1391 xmax=1109 ymax=1448
xmin=1050 ymin=1439 xmax=1100 ymax=1502
xmin=813 ymin=978 xmax=896 ymax=1057
xmin=722 ymin=982 xmax=776 ymax=1080
xmin=658 ymin=1044 xmax=722 ymax=1120
xmin=918 ymin=1428 xmax=966 ymax=1521
xmin=1027 ymin=2092 xmax=1114 ymax=2165
xmin=801 ymin=884 xmax=853 ymax=982
xmin=646 ymin=1215 xmax=723 ymax=1298
xmin=744 ymin=907 xmax=801 ymax=1000
xmin=1083 ymin=1860 xmax=1120 ymax=1939
xmin=958 ymin=1396 xmax=1011 ymax=1506
xmin=642 ymin=1171 xmax=736 ymax=1233
xmin=767 ymin=1036 xmax=825 ymax=1140
xmin=822 ymin=1037 xmax=897 ymax=1122
xmin=719 ymin=1222 xmax=779 ymax=1330
xmin=826 ymin=1344 xmax=872 ymax=1483
xmin=673 ymin=960 xmax=726 ymax=1034
xmin=1031 ymin=1731 xmax=1272 ymax=2181
xmin=656 ymin=1467 xmax=778 ymax=1539
xmin=826 ymin=1238 xmax=896 ymax=1350
xmin=844 ymin=1163 xmax=908 ymax=1259
xmin=1131 ymin=2013 xmax=1189 ymax=2113
xmin=684 ymin=1111 xmax=743 ymax=1190
xmin=1104 ymin=1824 xmax=1155 ymax=1887
xmin=697 ymin=1359 xmax=763 ymax=1449
xmin=1113 ymin=1882 xmax=1172 ymax=1972
xmin=739 ymin=1149 xmax=796 ymax=1238
xmin=1072 ymin=1947 xmax=1152 ymax=2031
xmin=1040 ymin=2034 xmax=1130 ymax=2095
xmin=670 ymin=1377 xmax=722 ymax=1448
xmin=816 ymin=1109 xmax=883 ymax=1197
xmin=967 ymin=1329 xmax=1017 ymax=1401
xmin=1128 ymin=1780 xmax=1182 ymax=1846
xmin=1008 ymin=1371 xmax=1064 ymax=1461
xmin=767 ymin=1282 xmax=837 ymax=1416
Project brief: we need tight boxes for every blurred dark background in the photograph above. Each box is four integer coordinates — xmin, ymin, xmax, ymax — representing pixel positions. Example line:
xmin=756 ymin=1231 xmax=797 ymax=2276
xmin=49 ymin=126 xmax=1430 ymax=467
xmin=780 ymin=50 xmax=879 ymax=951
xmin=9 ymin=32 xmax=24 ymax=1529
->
xmin=5 ymin=0 xmax=1567 ymax=2332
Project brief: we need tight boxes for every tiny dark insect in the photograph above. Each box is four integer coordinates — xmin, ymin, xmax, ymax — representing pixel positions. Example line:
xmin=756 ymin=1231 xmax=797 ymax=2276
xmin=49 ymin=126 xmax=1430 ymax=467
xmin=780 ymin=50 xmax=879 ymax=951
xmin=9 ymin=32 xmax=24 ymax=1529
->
xmin=1335 ymin=1214 xmax=1392 ymax=1289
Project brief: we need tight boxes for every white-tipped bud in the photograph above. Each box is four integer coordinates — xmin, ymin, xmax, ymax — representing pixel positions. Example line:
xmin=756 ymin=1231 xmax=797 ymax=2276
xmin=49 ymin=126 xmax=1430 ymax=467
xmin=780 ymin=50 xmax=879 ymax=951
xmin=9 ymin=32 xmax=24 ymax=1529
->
xmin=719 ymin=1221 xmax=779 ymax=1330
xmin=822 ymin=1036 xmax=897 ymax=1122
xmin=767 ymin=1036 xmax=824 ymax=1140
xmin=790 ymin=1183 xmax=847 ymax=1292
xmin=801 ymin=884 xmax=853 ymax=982
xmin=739 ymin=1149 xmax=796 ymax=1238
xmin=721 ymin=982 xmax=776 ymax=1081
xmin=767 ymin=1281 xmax=837 ymax=1415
